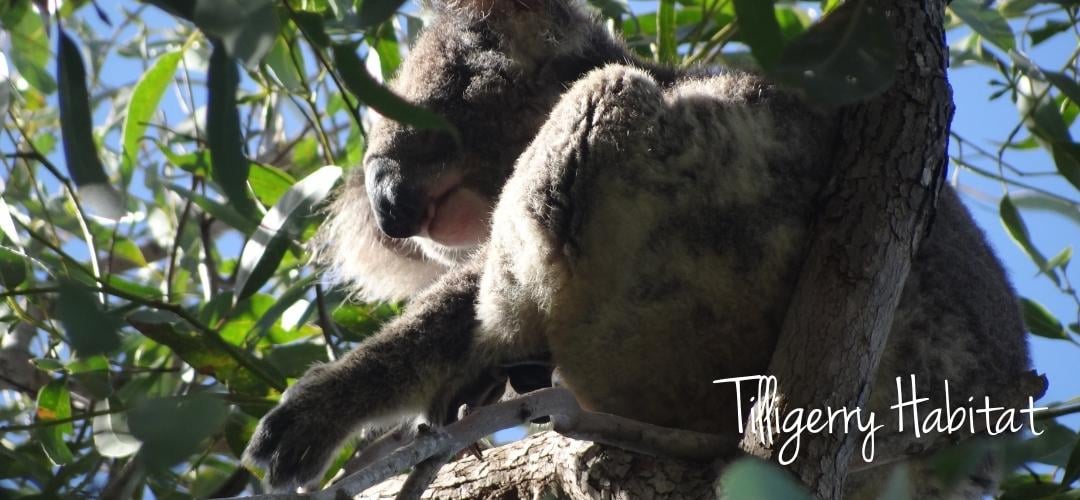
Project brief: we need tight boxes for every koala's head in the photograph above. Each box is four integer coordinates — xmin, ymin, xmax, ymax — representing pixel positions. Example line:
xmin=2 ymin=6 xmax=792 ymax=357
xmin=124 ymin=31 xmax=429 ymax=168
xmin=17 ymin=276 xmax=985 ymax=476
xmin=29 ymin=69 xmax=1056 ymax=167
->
xmin=362 ymin=0 xmax=622 ymax=264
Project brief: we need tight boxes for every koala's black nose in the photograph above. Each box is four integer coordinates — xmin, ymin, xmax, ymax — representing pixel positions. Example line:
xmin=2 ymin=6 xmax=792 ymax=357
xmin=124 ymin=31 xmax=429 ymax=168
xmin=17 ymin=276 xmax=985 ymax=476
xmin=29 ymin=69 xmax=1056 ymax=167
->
xmin=365 ymin=157 xmax=426 ymax=239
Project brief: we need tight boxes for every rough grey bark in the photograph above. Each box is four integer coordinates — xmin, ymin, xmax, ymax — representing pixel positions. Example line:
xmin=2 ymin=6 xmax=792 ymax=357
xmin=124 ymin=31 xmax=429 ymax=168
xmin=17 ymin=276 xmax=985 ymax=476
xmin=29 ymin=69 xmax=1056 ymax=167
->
xmin=356 ymin=431 xmax=717 ymax=500
xmin=737 ymin=0 xmax=954 ymax=498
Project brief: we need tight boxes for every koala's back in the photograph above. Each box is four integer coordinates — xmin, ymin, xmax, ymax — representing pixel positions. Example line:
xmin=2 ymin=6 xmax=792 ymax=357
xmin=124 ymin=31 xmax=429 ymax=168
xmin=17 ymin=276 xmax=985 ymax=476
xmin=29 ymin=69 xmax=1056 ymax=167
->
xmin=482 ymin=63 xmax=1031 ymax=450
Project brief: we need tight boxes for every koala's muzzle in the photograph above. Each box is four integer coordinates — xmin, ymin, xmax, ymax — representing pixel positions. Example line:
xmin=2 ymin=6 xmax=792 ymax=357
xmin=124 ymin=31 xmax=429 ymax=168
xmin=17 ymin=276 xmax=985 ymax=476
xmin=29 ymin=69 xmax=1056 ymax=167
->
xmin=365 ymin=157 xmax=426 ymax=239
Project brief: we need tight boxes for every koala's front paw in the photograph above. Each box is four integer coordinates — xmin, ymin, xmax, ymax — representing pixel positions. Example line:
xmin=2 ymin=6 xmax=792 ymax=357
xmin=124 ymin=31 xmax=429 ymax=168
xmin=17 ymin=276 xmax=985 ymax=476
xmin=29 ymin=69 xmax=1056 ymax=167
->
xmin=243 ymin=371 xmax=351 ymax=491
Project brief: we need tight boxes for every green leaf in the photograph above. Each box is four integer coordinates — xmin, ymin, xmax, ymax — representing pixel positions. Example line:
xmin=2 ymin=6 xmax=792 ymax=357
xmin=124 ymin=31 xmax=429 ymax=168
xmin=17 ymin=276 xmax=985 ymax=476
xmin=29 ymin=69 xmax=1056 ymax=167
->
xmin=247 ymin=274 xmax=318 ymax=345
xmin=1002 ymin=422 xmax=1077 ymax=468
xmin=0 ymin=195 xmax=20 ymax=247
xmin=1062 ymin=437 xmax=1080 ymax=488
xmin=997 ymin=0 xmax=1038 ymax=17
xmin=166 ymin=183 xmax=259 ymax=234
xmin=368 ymin=23 xmax=402 ymax=81
xmin=263 ymin=37 xmax=306 ymax=94
xmin=55 ymin=280 xmax=123 ymax=356
xmin=774 ymin=7 xmax=810 ymax=40
xmin=0 ymin=52 xmax=11 ymax=118
xmin=332 ymin=301 xmax=400 ymax=342
xmin=948 ymin=0 xmax=1015 ymax=51
xmin=206 ymin=42 xmax=258 ymax=218
xmin=160 ymin=146 xmax=211 ymax=177
xmin=732 ymin=0 xmax=783 ymax=69
xmin=0 ymin=246 xmax=28 ymax=289
xmin=248 ymin=163 xmax=297 ymax=208
xmin=128 ymin=394 xmax=229 ymax=470
xmin=1015 ymin=73 xmax=1072 ymax=144
xmin=4 ymin=5 xmax=56 ymax=94
xmin=35 ymin=380 xmax=75 ymax=465
xmin=193 ymin=0 xmax=280 ymax=68
xmin=657 ymin=0 xmax=678 ymax=64
xmin=358 ymin=0 xmax=407 ymax=28
xmin=1051 ymin=142 xmax=1080 ymax=191
xmin=1045 ymin=246 xmax=1072 ymax=272
xmin=999 ymin=195 xmax=1047 ymax=269
xmin=112 ymin=238 xmax=148 ymax=269
xmin=1011 ymin=193 xmax=1080 ymax=230
xmin=234 ymin=166 xmax=342 ymax=300
xmin=1045 ymin=70 xmax=1080 ymax=108
xmin=92 ymin=398 xmax=141 ymax=458
xmin=68 ymin=355 xmax=112 ymax=400
xmin=120 ymin=51 xmax=183 ymax=182
xmin=1020 ymin=297 xmax=1067 ymax=340
xmin=718 ymin=457 xmax=811 ymax=499
xmin=220 ymin=292 xmax=317 ymax=347
xmin=331 ymin=44 xmax=456 ymax=134
xmin=770 ymin=2 xmax=896 ymax=107
xmin=1029 ymin=20 xmax=1071 ymax=45
xmin=127 ymin=309 xmax=285 ymax=395
xmin=290 ymin=11 xmax=331 ymax=48
xmin=57 ymin=28 xmax=124 ymax=219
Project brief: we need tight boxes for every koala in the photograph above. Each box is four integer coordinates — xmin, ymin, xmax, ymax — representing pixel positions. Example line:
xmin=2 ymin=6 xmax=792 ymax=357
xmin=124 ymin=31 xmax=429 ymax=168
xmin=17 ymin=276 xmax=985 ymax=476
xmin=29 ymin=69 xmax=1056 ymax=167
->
xmin=244 ymin=0 xmax=1035 ymax=497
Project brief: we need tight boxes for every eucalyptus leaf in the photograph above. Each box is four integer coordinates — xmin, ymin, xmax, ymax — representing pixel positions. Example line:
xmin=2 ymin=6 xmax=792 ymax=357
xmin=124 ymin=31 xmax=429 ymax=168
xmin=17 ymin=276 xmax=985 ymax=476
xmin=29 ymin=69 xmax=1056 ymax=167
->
xmin=0 ymin=196 xmax=19 ymax=247
xmin=264 ymin=38 xmax=307 ymax=94
xmin=1051 ymin=141 xmax=1080 ymax=191
xmin=5 ymin=5 xmax=56 ymax=94
xmin=358 ymin=0 xmax=407 ymax=28
xmin=770 ymin=2 xmax=896 ymax=107
xmin=733 ymin=0 xmax=782 ymax=69
xmin=166 ymin=183 xmax=258 ymax=235
xmin=35 ymin=380 xmax=75 ymax=465
xmin=206 ymin=42 xmax=258 ymax=218
xmin=193 ymin=0 xmax=279 ymax=68
xmin=57 ymin=28 xmax=125 ymax=219
xmin=121 ymin=51 xmax=183 ymax=181
xmin=1045 ymin=70 xmax=1080 ymax=107
xmin=56 ymin=280 xmax=123 ymax=356
xmin=657 ymin=0 xmax=678 ymax=64
xmin=92 ymin=398 xmax=141 ymax=458
xmin=128 ymin=394 xmax=229 ymax=470
xmin=234 ymin=166 xmax=342 ymax=300
xmin=999 ymin=195 xmax=1047 ymax=269
xmin=0 ymin=52 xmax=11 ymax=117
xmin=1021 ymin=297 xmax=1067 ymax=340
xmin=332 ymin=45 xmax=456 ymax=135
xmin=949 ymin=0 xmax=1016 ymax=51
xmin=1015 ymin=74 xmax=1072 ymax=144
xmin=0 ymin=246 xmax=28 ymax=288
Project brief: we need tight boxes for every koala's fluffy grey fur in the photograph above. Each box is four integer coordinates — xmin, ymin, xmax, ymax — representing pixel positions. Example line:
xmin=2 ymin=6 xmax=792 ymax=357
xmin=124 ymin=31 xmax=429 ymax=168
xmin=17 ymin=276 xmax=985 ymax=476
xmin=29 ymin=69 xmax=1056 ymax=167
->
xmin=245 ymin=0 xmax=1035 ymax=497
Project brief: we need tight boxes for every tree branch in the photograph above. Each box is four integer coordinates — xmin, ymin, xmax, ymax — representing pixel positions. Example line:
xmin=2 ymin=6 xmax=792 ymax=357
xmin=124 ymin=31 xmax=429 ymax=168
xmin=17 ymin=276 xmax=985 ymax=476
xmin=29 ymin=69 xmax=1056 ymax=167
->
xmin=228 ymin=388 xmax=732 ymax=500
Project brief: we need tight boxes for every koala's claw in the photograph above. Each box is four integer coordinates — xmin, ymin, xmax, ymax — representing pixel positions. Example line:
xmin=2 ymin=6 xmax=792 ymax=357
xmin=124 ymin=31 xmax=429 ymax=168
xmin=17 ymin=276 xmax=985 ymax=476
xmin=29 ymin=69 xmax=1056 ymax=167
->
xmin=243 ymin=401 xmax=345 ymax=492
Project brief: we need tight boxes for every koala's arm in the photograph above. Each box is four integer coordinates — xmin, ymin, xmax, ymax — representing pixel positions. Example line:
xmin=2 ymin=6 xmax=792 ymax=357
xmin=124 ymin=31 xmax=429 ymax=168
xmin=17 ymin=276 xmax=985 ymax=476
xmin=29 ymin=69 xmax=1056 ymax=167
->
xmin=243 ymin=258 xmax=530 ymax=491
xmin=311 ymin=170 xmax=447 ymax=302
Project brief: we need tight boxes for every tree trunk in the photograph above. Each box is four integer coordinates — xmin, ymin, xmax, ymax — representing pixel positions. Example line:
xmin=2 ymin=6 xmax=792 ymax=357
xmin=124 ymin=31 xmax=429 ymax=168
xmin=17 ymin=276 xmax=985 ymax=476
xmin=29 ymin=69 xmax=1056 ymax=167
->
xmin=738 ymin=0 xmax=953 ymax=498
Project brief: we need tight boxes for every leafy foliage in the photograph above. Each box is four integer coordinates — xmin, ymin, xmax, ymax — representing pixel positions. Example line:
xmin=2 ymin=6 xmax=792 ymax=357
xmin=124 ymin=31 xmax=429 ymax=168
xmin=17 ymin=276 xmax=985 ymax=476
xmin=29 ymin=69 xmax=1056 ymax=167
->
xmin=0 ymin=0 xmax=1076 ymax=497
